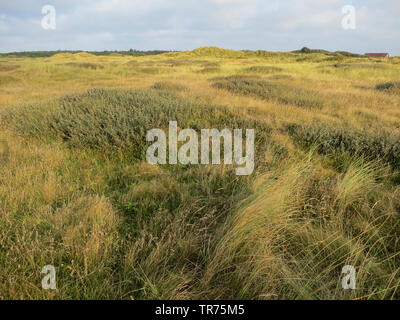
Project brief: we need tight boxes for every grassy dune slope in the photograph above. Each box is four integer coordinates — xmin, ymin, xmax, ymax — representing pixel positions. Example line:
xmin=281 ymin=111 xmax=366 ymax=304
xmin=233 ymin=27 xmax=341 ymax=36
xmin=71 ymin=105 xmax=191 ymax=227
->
xmin=0 ymin=47 xmax=400 ymax=299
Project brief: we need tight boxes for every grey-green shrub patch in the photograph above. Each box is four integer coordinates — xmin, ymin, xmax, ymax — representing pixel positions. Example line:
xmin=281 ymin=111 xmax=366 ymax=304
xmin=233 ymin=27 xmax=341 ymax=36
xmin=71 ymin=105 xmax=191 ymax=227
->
xmin=151 ymin=81 xmax=188 ymax=92
xmin=240 ymin=66 xmax=283 ymax=74
xmin=64 ymin=62 xmax=104 ymax=70
xmin=3 ymin=88 xmax=271 ymax=162
xmin=212 ymin=77 xmax=331 ymax=109
xmin=287 ymin=123 xmax=400 ymax=168
xmin=376 ymin=82 xmax=400 ymax=93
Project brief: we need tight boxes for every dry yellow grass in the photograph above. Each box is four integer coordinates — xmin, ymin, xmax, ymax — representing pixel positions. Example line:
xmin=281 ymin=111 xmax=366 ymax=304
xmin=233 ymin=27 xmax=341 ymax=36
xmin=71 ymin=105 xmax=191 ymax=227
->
xmin=0 ymin=48 xmax=399 ymax=300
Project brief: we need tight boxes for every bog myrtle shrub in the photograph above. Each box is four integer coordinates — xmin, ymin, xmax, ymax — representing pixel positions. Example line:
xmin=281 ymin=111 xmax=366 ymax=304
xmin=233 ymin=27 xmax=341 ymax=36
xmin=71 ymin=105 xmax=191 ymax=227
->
xmin=287 ymin=124 xmax=400 ymax=168
xmin=3 ymin=88 xmax=270 ymax=160
xmin=332 ymin=63 xmax=388 ymax=70
xmin=212 ymin=77 xmax=329 ymax=109
xmin=151 ymin=82 xmax=187 ymax=92
xmin=267 ymin=74 xmax=294 ymax=81
xmin=376 ymin=82 xmax=400 ymax=93
xmin=240 ymin=66 xmax=283 ymax=74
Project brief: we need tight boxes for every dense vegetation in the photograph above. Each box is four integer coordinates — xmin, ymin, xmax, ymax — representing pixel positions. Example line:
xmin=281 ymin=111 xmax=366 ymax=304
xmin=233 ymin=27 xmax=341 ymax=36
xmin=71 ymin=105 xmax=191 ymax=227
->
xmin=212 ymin=76 xmax=332 ymax=109
xmin=0 ymin=46 xmax=399 ymax=300
xmin=0 ymin=50 xmax=169 ymax=58
xmin=292 ymin=47 xmax=367 ymax=58
xmin=0 ymin=47 xmax=367 ymax=59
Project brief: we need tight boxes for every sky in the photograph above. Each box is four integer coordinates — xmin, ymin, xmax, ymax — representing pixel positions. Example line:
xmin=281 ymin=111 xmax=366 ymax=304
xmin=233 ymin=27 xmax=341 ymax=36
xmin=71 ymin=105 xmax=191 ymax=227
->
xmin=0 ymin=0 xmax=399 ymax=55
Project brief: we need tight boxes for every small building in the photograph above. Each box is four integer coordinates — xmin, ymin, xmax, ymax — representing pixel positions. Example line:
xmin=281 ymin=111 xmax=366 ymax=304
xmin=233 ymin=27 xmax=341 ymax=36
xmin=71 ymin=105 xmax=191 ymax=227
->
xmin=365 ymin=53 xmax=389 ymax=58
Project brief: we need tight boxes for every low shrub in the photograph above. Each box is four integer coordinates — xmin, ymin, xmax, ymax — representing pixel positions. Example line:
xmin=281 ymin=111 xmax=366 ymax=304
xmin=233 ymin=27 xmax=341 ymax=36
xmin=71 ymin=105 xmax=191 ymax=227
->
xmin=212 ymin=77 xmax=329 ymax=109
xmin=376 ymin=82 xmax=400 ymax=92
xmin=331 ymin=63 xmax=388 ymax=70
xmin=335 ymin=51 xmax=366 ymax=58
xmin=296 ymin=55 xmax=319 ymax=62
xmin=267 ymin=74 xmax=294 ymax=81
xmin=64 ymin=62 xmax=104 ymax=70
xmin=151 ymin=81 xmax=188 ymax=92
xmin=287 ymin=124 xmax=400 ymax=168
xmin=240 ymin=66 xmax=283 ymax=74
xmin=3 ymin=88 xmax=271 ymax=160
xmin=161 ymin=59 xmax=207 ymax=67
xmin=323 ymin=56 xmax=346 ymax=62
xmin=212 ymin=75 xmax=260 ymax=81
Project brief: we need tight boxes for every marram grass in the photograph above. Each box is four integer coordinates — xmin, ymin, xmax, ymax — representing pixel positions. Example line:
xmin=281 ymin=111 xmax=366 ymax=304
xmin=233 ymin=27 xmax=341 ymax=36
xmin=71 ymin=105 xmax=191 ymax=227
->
xmin=0 ymin=47 xmax=400 ymax=300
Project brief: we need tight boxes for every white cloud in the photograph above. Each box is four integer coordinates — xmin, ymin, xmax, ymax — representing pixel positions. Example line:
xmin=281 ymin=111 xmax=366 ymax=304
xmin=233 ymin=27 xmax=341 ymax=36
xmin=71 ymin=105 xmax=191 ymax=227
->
xmin=0 ymin=0 xmax=399 ymax=55
xmin=210 ymin=0 xmax=258 ymax=4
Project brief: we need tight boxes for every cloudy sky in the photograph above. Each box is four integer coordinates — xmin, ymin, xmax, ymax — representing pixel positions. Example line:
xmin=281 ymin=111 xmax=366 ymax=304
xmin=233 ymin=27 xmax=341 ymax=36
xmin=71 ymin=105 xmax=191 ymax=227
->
xmin=0 ymin=0 xmax=399 ymax=55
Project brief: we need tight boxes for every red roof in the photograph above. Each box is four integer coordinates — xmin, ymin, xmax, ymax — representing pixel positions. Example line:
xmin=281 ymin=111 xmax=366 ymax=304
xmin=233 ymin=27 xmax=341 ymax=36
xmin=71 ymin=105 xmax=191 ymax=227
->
xmin=365 ymin=53 xmax=389 ymax=58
